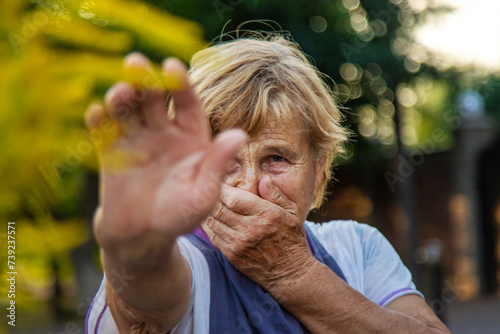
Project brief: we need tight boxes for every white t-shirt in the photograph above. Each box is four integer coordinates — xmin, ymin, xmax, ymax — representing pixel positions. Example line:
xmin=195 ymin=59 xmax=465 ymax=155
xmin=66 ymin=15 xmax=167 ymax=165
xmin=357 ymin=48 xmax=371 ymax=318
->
xmin=86 ymin=220 xmax=423 ymax=333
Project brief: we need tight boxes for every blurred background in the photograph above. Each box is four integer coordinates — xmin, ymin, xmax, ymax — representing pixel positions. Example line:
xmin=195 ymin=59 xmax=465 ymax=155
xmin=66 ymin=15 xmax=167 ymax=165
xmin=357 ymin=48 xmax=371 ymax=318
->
xmin=1 ymin=0 xmax=499 ymax=333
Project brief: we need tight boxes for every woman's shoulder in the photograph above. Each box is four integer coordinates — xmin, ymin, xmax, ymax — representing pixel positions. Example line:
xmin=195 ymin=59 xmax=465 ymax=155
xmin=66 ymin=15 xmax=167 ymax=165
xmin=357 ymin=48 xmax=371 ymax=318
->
xmin=305 ymin=219 xmax=380 ymax=243
xmin=305 ymin=219 xmax=388 ymax=263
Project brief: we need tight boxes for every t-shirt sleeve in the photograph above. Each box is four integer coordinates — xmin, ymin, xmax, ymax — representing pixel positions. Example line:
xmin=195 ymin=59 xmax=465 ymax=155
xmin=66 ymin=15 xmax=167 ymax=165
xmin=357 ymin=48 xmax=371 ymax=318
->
xmin=356 ymin=223 xmax=424 ymax=307
xmin=85 ymin=275 xmax=119 ymax=334
xmin=85 ymin=236 xmax=209 ymax=334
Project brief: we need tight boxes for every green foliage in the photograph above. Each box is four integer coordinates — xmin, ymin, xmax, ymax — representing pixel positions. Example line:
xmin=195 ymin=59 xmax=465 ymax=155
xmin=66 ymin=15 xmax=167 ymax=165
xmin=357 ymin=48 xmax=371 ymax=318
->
xmin=2 ymin=0 xmax=497 ymax=327
xmin=0 ymin=0 xmax=205 ymax=325
xmin=163 ymin=0 xmax=464 ymax=160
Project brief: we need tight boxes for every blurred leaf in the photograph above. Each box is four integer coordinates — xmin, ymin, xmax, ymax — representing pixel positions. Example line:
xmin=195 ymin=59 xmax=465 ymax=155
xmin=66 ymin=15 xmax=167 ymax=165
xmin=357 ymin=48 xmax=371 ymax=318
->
xmin=0 ymin=0 xmax=206 ymax=321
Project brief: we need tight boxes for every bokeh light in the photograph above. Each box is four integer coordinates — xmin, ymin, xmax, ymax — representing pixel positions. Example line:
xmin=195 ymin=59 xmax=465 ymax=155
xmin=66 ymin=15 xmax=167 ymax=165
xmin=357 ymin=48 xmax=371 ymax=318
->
xmin=309 ymin=15 xmax=327 ymax=33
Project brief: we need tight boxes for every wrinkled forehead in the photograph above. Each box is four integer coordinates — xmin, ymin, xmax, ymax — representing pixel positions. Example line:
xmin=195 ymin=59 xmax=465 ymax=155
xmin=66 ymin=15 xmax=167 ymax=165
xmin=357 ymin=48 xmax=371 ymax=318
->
xmin=247 ymin=114 xmax=307 ymax=139
xmin=207 ymin=98 xmax=311 ymax=139
xmin=246 ymin=117 xmax=310 ymax=148
xmin=213 ymin=112 xmax=311 ymax=154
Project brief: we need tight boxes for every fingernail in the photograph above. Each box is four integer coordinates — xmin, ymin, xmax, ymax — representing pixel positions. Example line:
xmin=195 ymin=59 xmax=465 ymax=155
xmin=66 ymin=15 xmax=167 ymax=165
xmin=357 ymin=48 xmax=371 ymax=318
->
xmin=161 ymin=58 xmax=189 ymax=91
xmin=123 ymin=52 xmax=150 ymax=67
xmin=266 ymin=175 xmax=272 ymax=188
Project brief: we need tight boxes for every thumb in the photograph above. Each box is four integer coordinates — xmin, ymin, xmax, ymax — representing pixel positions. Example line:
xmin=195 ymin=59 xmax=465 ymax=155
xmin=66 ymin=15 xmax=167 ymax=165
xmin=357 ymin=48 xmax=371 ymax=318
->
xmin=196 ymin=129 xmax=247 ymax=195
xmin=258 ymin=175 xmax=295 ymax=212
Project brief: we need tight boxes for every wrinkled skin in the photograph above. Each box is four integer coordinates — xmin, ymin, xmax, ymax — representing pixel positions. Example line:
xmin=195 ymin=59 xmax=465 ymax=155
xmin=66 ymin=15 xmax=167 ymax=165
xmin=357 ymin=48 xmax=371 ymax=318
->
xmin=87 ymin=54 xmax=247 ymax=267
xmin=203 ymin=121 xmax=326 ymax=289
xmin=88 ymin=52 xmax=450 ymax=334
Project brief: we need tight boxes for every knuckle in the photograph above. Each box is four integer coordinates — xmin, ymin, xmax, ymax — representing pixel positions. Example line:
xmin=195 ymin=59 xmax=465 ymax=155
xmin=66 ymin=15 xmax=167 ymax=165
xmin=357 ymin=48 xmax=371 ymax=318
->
xmin=205 ymin=216 xmax=215 ymax=228
xmin=113 ymin=106 xmax=130 ymax=120
xmin=271 ymin=190 xmax=281 ymax=202
xmin=266 ymin=207 xmax=285 ymax=222
xmin=212 ymin=204 xmax=224 ymax=220
xmin=225 ymin=250 xmax=239 ymax=263
xmin=226 ymin=196 xmax=239 ymax=209
xmin=106 ymin=83 xmax=134 ymax=106
xmin=279 ymin=210 xmax=288 ymax=223
xmin=243 ymin=226 xmax=264 ymax=245
xmin=237 ymin=233 xmax=251 ymax=246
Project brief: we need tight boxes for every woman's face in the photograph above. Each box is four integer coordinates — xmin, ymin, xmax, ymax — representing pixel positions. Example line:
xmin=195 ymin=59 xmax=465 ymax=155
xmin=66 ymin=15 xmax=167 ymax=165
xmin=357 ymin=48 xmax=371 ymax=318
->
xmin=223 ymin=118 xmax=325 ymax=223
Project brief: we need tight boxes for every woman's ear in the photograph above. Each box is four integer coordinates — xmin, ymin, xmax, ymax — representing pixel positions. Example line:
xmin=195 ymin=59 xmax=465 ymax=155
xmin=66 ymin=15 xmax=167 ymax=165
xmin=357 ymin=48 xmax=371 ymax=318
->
xmin=314 ymin=154 xmax=328 ymax=190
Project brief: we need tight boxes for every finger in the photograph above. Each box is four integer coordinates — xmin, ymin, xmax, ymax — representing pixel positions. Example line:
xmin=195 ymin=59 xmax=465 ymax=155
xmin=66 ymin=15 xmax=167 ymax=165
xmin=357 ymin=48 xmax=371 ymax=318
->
xmin=219 ymin=183 xmax=265 ymax=216
xmin=203 ymin=217 xmax=235 ymax=251
xmin=162 ymin=58 xmax=207 ymax=133
xmin=124 ymin=53 xmax=168 ymax=129
xmin=123 ymin=52 xmax=163 ymax=90
xmin=104 ymin=82 xmax=144 ymax=134
xmin=211 ymin=201 xmax=241 ymax=228
xmin=85 ymin=102 xmax=107 ymax=129
xmin=137 ymin=89 xmax=167 ymax=129
xmin=84 ymin=103 xmax=118 ymax=150
xmin=195 ymin=129 xmax=247 ymax=200
xmin=258 ymin=175 xmax=296 ymax=213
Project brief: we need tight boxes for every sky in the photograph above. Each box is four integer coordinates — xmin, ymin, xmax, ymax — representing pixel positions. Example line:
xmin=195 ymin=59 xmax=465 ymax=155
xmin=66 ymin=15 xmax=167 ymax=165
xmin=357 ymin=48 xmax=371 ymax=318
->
xmin=414 ymin=0 xmax=500 ymax=72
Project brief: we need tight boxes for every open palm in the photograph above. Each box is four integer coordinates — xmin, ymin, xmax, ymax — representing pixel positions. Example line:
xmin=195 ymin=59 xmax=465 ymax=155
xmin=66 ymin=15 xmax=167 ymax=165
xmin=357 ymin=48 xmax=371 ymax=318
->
xmin=86 ymin=53 xmax=246 ymax=259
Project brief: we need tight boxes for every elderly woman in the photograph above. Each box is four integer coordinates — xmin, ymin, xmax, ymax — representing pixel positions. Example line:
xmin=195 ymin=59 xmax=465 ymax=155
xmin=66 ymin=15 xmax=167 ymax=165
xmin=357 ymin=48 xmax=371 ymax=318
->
xmin=85 ymin=35 xmax=450 ymax=333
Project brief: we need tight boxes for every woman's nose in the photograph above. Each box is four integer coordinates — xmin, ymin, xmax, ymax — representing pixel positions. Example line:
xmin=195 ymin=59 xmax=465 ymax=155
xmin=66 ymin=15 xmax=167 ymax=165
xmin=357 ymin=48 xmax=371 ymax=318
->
xmin=226 ymin=166 xmax=261 ymax=196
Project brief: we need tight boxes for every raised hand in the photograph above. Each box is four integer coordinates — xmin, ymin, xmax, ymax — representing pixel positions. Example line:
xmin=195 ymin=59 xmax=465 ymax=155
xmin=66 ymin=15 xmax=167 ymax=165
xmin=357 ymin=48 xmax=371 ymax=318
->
xmin=85 ymin=53 xmax=247 ymax=263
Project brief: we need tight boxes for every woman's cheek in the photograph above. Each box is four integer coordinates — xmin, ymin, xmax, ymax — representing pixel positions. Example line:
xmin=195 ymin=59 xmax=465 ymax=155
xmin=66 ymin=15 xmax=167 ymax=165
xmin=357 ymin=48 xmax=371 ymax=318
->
xmin=266 ymin=171 xmax=294 ymax=195
xmin=276 ymin=169 xmax=314 ymax=199
xmin=262 ymin=162 xmax=291 ymax=175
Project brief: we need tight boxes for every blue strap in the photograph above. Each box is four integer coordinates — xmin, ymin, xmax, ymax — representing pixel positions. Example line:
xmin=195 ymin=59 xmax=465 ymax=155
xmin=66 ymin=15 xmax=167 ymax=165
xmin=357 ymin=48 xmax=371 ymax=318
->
xmin=185 ymin=223 xmax=346 ymax=333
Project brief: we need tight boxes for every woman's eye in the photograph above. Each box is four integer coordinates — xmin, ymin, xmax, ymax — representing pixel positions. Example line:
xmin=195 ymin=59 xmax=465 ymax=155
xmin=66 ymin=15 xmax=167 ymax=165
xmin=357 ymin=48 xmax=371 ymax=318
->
xmin=263 ymin=155 xmax=291 ymax=174
xmin=271 ymin=155 xmax=285 ymax=162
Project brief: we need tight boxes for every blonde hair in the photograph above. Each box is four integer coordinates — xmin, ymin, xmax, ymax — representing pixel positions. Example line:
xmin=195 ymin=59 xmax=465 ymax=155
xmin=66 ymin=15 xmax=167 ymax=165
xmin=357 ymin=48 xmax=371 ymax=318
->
xmin=187 ymin=34 xmax=349 ymax=210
